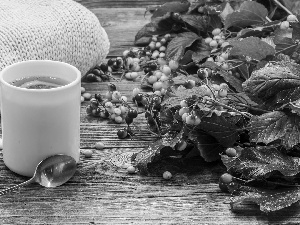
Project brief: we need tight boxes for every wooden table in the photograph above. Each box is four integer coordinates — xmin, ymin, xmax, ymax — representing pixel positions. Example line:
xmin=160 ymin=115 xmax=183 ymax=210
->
xmin=1 ymin=2 xmax=300 ymax=224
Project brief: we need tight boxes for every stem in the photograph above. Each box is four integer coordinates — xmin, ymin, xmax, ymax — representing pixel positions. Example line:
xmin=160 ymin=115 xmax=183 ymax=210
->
xmin=266 ymin=16 xmax=272 ymax=22
xmin=208 ymin=99 xmax=253 ymax=119
xmin=273 ymin=0 xmax=294 ymax=15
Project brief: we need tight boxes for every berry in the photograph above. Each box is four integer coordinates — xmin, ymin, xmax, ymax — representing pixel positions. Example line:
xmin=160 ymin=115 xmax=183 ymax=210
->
xmin=179 ymin=107 xmax=190 ymax=116
xmin=180 ymin=100 xmax=188 ymax=107
xmin=112 ymin=91 xmax=121 ymax=100
xmin=80 ymin=96 xmax=84 ymax=103
xmin=168 ymin=60 xmax=179 ymax=70
xmin=130 ymin=72 xmax=139 ymax=80
xmin=128 ymin=109 xmax=138 ymax=118
xmin=117 ymin=128 xmax=128 ymax=139
xmin=121 ymin=96 xmax=128 ymax=102
xmin=127 ymin=165 xmax=136 ymax=174
xmin=218 ymin=89 xmax=228 ymax=98
xmin=219 ymin=181 xmax=229 ymax=192
xmin=219 ymin=83 xmax=229 ymax=90
xmin=83 ymin=149 xmax=93 ymax=158
xmin=184 ymin=80 xmax=196 ymax=89
xmin=135 ymin=93 xmax=144 ymax=102
xmin=114 ymin=107 xmax=122 ymax=115
xmin=99 ymin=63 xmax=108 ymax=72
xmin=86 ymin=73 xmax=97 ymax=82
xmin=108 ymin=83 xmax=117 ymax=92
xmin=115 ymin=116 xmax=123 ymax=124
xmin=81 ymin=87 xmax=86 ymax=94
xmin=163 ymin=171 xmax=172 ymax=180
xmin=82 ymin=92 xmax=92 ymax=100
xmin=197 ymin=68 xmax=209 ymax=79
xmin=287 ymin=15 xmax=298 ymax=22
xmin=132 ymin=87 xmax=140 ymax=96
xmin=125 ymin=116 xmax=133 ymax=125
xmin=205 ymin=37 xmax=212 ymax=44
xmin=95 ymin=141 xmax=105 ymax=150
xmin=148 ymin=75 xmax=158 ymax=84
xmin=161 ymin=65 xmax=171 ymax=76
xmin=153 ymin=81 xmax=163 ymax=91
xmin=225 ymin=148 xmax=237 ymax=157
xmin=212 ymin=28 xmax=221 ymax=36
xmin=209 ymin=40 xmax=218 ymax=48
xmin=220 ymin=173 xmax=233 ymax=184
xmin=92 ymin=68 xmax=104 ymax=77
xmin=280 ymin=21 xmax=290 ymax=29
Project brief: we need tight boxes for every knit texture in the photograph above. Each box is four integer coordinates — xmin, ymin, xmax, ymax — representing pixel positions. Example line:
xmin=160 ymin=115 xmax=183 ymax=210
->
xmin=0 ymin=0 xmax=110 ymax=76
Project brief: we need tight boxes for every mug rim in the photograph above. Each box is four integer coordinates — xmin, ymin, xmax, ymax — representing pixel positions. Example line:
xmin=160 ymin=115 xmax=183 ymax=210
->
xmin=0 ymin=60 xmax=81 ymax=92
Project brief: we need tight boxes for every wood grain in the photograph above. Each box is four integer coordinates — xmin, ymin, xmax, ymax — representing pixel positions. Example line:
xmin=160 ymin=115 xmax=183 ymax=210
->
xmin=1 ymin=2 xmax=300 ymax=225
xmin=75 ymin=0 xmax=175 ymax=8
xmin=91 ymin=8 xmax=151 ymax=57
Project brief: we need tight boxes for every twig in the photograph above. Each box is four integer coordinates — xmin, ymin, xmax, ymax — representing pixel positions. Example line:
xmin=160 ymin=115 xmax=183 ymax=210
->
xmin=273 ymin=0 xmax=294 ymax=15
xmin=266 ymin=16 xmax=272 ymax=22
xmin=208 ymin=98 xmax=253 ymax=119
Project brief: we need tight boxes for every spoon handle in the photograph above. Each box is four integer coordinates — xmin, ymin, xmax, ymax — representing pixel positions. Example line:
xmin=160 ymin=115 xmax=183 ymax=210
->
xmin=0 ymin=178 xmax=35 ymax=196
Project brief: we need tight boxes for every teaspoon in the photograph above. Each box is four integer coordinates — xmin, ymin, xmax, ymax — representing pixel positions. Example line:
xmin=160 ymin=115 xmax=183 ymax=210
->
xmin=0 ymin=154 xmax=77 ymax=196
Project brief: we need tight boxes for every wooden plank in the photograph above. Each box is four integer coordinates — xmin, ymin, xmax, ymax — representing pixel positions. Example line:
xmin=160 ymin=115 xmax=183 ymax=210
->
xmin=91 ymin=8 xmax=151 ymax=57
xmin=75 ymin=0 xmax=174 ymax=8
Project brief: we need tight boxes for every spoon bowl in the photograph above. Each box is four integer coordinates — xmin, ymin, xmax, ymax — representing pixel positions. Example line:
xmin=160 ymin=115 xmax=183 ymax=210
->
xmin=0 ymin=154 xmax=77 ymax=195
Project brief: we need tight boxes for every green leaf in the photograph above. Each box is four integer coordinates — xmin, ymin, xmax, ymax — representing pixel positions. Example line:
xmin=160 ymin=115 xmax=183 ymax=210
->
xmin=222 ymin=146 xmax=300 ymax=179
xmin=242 ymin=61 xmax=300 ymax=109
xmin=181 ymin=14 xmax=208 ymax=34
xmin=219 ymin=2 xmax=234 ymax=20
xmin=224 ymin=1 xmax=268 ymax=29
xmin=151 ymin=1 xmax=190 ymax=19
xmin=191 ymin=40 xmax=211 ymax=63
xmin=189 ymin=131 xmax=224 ymax=162
xmin=230 ymin=37 xmax=275 ymax=61
xmin=166 ymin=32 xmax=201 ymax=61
xmin=248 ymin=111 xmax=300 ymax=148
xmin=218 ymin=70 xmax=243 ymax=92
xmin=134 ymin=131 xmax=183 ymax=175
xmin=291 ymin=22 xmax=300 ymax=40
xmin=231 ymin=186 xmax=300 ymax=213
xmin=199 ymin=114 xmax=240 ymax=147
xmin=134 ymin=16 xmax=174 ymax=45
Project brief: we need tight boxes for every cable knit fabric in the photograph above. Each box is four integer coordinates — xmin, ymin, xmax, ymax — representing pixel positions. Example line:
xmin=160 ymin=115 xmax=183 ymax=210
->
xmin=0 ymin=0 xmax=110 ymax=76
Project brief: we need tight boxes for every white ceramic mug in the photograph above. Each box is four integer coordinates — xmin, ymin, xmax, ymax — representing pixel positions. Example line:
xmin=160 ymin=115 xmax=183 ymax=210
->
xmin=0 ymin=60 xmax=81 ymax=177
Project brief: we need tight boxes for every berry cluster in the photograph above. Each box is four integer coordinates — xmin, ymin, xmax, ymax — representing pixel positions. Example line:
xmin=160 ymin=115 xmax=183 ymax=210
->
xmin=280 ymin=14 xmax=298 ymax=30
xmin=85 ymin=63 xmax=112 ymax=82
xmin=203 ymin=28 xmax=231 ymax=70
xmin=219 ymin=147 xmax=238 ymax=193
xmin=85 ymin=83 xmax=137 ymax=125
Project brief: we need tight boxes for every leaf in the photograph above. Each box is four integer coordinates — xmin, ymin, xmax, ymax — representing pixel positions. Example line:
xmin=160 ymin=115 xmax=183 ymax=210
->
xmin=230 ymin=37 xmax=275 ymax=61
xmin=291 ymin=22 xmax=300 ymax=40
xmin=218 ymin=71 xmax=243 ymax=92
xmin=224 ymin=1 xmax=268 ymax=29
xmin=134 ymin=131 xmax=183 ymax=175
xmin=222 ymin=146 xmax=300 ymax=179
xmin=134 ymin=16 xmax=173 ymax=45
xmin=181 ymin=14 xmax=208 ymax=34
xmin=274 ymin=28 xmax=297 ymax=56
xmin=151 ymin=1 xmax=190 ymax=19
xmin=248 ymin=111 xmax=300 ymax=148
xmin=199 ymin=114 xmax=240 ymax=147
xmin=191 ymin=40 xmax=211 ymax=63
xmin=189 ymin=131 xmax=224 ymax=162
xmin=219 ymin=2 xmax=234 ymax=21
xmin=231 ymin=186 xmax=300 ymax=213
xmin=166 ymin=32 xmax=201 ymax=61
xmin=242 ymin=61 xmax=300 ymax=109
